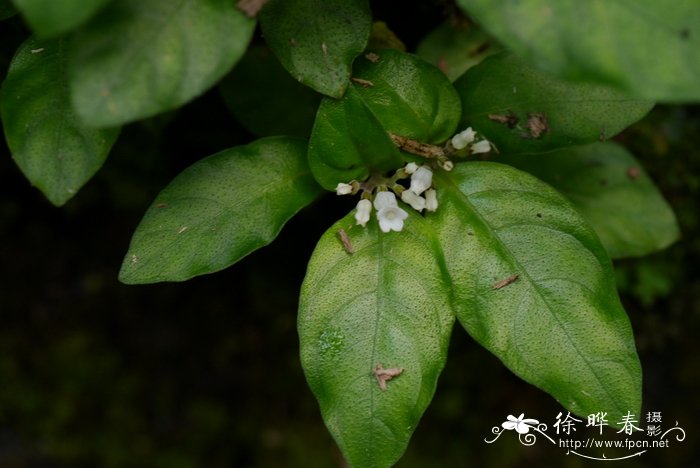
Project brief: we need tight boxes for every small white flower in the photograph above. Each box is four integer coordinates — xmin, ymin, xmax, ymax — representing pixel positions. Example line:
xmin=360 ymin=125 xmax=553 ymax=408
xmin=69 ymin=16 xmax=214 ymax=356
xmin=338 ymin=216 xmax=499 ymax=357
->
xmin=336 ymin=182 xmax=353 ymax=195
xmin=409 ymin=166 xmax=432 ymax=195
xmin=355 ymin=199 xmax=371 ymax=227
xmin=404 ymin=162 xmax=418 ymax=174
xmin=401 ymin=190 xmax=426 ymax=212
xmin=451 ymin=127 xmax=476 ymax=149
xmin=425 ymin=188 xmax=438 ymax=212
xmin=377 ymin=204 xmax=409 ymax=233
xmin=502 ymin=414 xmax=539 ymax=434
xmin=471 ymin=139 xmax=492 ymax=154
xmin=373 ymin=190 xmax=398 ymax=211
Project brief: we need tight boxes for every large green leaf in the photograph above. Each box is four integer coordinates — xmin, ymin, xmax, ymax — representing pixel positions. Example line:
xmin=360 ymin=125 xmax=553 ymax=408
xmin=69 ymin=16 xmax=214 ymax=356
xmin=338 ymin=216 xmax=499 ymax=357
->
xmin=501 ymin=142 xmax=679 ymax=259
xmin=454 ymin=52 xmax=654 ymax=155
xmin=13 ymin=0 xmax=109 ymax=36
xmin=0 ymin=0 xmax=16 ymax=20
xmin=69 ymin=0 xmax=255 ymax=127
xmin=457 ymin=0 xmax=700 ymax=102
xmin=219 ymin=45 xmax=321 ymax=138
xmin=299 ymin=211 xmax=454 ymax=467
xmin=259 ymin=0 xmax=371 ymax=98
xmin=308 ymin=49 xmax=461 ymax=190
xmin=0 ymin=37 xmax=119 ymax=206
xmin=433 ymin=162 xmax=641 ymax=422
xmin=416 ymin=21 xmax=499 ymax=82
xmin=119 ymin=137 xmax=322 ymax=284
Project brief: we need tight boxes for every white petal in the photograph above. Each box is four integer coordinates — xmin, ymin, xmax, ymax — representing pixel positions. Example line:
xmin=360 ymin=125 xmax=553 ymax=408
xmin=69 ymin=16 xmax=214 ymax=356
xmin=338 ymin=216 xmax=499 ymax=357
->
xmin=409 ymin=166 xmax=432 ymax=195
xmin=377 ymin=205 xmax=408 ymax=232
xmin=335 ymin=182 xmax=353 ymax=195
xmin=502 ymin=421 xmax=517 ymax=430
xmin=425 ymin=188 xmax=438 ymax=212
xmin=374 ymin=191 xmax=398 ymax=211
xmin=401 ymin=190 xmax=426 ymax=211
xmin=404 ymin=162 xmax=418 ymax=174
xmin=515 ymin=423 xmax=531 ymax=434
xmin=451 ymin=127 xmax=476 ymax=149
xmin=354 ymin=199 xmax=371 ymax=227
xmin=471 ymin=139 xmax=492 ymax=154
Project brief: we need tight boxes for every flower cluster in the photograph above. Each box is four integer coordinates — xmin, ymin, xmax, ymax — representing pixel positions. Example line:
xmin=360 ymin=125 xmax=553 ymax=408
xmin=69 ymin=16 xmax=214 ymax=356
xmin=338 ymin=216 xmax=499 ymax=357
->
xmin=450 ymin=127 xmax=492 ymax=154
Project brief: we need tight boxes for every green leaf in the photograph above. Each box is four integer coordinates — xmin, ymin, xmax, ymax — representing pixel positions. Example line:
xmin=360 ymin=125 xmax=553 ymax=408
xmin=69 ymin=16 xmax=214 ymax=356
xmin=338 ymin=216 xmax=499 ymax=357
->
xmin=0 ymin=37 xmax=119 ymax=206
xmin=299 ymin=211 xmax=454 ymax=467
xmin=119 ymin=137 xmax=322 ymax=284
xmin=308 ymin=49 xmax=462 ymax=190
xmin=69 ymin=0 xmax=255 ymax=127
xmin=454 ymin=52 xmax=653 ymax=155
xmin=457 ymin=0 xmax=700 ymax=102
xmin=500 ymin=142 xmax=679 ymax=259
xmin=0 ymin=0 xmax=16 ymax=20
xmin=308 ymin=86 xmax=404 ymax=191
xmin=416 ymin=21 xmax=499 ymax=82
xmin=219 ymin=45 xmax=321 ymax=138
xmin=260 ymin=0 xmax=371 ymax=98
xmin=433 ymin=162 xmax=641 ymax=422
xmin=13 ymin=0 xmax=109 ymax=37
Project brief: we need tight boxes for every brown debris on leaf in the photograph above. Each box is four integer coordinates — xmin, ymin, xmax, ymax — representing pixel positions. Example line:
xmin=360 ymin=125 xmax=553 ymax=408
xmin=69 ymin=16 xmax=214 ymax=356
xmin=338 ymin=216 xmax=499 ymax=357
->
xmin=522 ymin=112 xmax=550 ymax=139
xmin=236 ymin=0 xmax=268 ymax=18
xmin=351 ymin=77 xmax=374 ymax=88
xmin=338 ymin=229 xmax=354 ymax=254
xmin=626 ymin=167 xmax=640 ymax=180
xmin=389 ymin=133 xmax=444 ymax=158
xmin=488 ymin=110 xmax=519 ymax=129
xmin=365 ymin=52 xmax=380 ymax=63
xmin=492 ymin=274 xmax=519 ymax=290
xmin=374 ymin=363 xmax=403 ymax=391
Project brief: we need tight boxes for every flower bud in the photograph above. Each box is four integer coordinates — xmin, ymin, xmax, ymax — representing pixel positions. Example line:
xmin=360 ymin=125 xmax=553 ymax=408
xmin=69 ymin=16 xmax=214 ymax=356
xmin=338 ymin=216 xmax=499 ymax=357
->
xmin=355 ymin=199 xmax=372 ymax=227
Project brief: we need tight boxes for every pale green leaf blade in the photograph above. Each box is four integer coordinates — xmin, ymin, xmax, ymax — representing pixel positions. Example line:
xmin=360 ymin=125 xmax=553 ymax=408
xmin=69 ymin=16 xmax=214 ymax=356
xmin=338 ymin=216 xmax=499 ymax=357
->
xmin=119 ymin=137 xmax=322 ymax=284
xmin=454 ymin=52 xmax=653 ymax=155
xmin=352 ymin=48 xmax=462 ymax=143
xmin=299 ymin=211 xmax=454 ymax=467
xmin=0 ymin=37 xmax=119 ymax=206
xmin=457 ymin=0 xmax=700 ymax=102
xmin=501 ymin=142 xmax=679 ymax=258
xmin=433 ymin=162 xmax=641 ymax=422
xmin=13 ymin=0 xmax=109 ymax=36
xmin=69 ymin=0 xmax=255 ymax=127
xmin=416 ymin=21 xmax=500 ymax=82
xmin=260 ymin=0 xmax=371 ymax=98
xmin=219 ymin=45 xmax=321 ymax=138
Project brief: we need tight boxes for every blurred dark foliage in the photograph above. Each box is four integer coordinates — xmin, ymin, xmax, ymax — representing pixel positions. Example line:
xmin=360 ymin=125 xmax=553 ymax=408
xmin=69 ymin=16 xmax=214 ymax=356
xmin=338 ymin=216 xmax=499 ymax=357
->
xmin=0 ymin=1 xmax=698 ymax=467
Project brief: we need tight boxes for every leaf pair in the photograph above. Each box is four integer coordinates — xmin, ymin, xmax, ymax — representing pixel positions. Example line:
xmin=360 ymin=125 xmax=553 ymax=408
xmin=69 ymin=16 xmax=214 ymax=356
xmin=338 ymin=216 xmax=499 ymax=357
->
xmin=299 ymin=162 xmax=642 ymax=467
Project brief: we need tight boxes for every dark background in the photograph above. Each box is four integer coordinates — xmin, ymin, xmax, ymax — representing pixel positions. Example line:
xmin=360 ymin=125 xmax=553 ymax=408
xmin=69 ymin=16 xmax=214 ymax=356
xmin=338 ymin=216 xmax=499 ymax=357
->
xmin=1 ymin=1 xmax=699 ymax=466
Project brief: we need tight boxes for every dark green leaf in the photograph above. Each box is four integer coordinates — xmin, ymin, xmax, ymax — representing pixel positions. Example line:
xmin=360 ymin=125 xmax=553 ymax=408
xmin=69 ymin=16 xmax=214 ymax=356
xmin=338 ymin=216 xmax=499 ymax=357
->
xmin=0 ymin=37 xmax=119 ymax=206
xmin=69 ymin=0 xmax=255 ymax=127
xmin=299 ymin=211 xmax=454 ymax=467
xmin=433 ymin=162 xmax=641 ymax=422
xmin=219 ymin=45 xmax=321 ymax=138
xmin=308 ymin=86 xmax=404 ymax=191
xmin=13 ymin=0 xmax=109 ymax=36
xmin=454 ymin=52 xmax=653 ymax=155
xmin=119 ymin=137 xmax=322 ymax=284
xmin=0 ymin=0 xmax=16 ymax=20
xmin=308 ymin=49 xmax=462 ymax=190
xmin=455 ymin=52 xmax=653 ymax=154
xmin=501 ymin=142 xmax=679 ymax=258
xmin=260 ymin=0 xmax=371 ymax=98
xmin=457 ymin=0 xmax=700 ymax=102
xmin=416 ymin=22 xmax=499 ymax=82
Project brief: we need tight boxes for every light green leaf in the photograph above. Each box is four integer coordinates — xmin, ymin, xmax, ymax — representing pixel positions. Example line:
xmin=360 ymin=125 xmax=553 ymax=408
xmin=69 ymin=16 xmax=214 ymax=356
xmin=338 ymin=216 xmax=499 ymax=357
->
xmin=260 ymin=0 xmax=371 ymax=98
xmin=308 ymin=86 xmax=404 ymax=191
xmin=416 ymin=21 xmax=499 ymax=82
xmin=457 ymin=0 xmax=700 ymax=102
xmin=308 ymin=49 xmax=461 ymax=190
xmin=454 ymin=52 xmax=653 ymax=155
xmin=433 ymin=162 xmax=641 ymax=422
xmin=69 ymin=0 xmax=255 ymax=127
xmin=500 ymin=142 xmax=679 ymax=259
xmin=219 ymin=45 xmax=321 ymax=138
xmin=119 ymin=137 xmax=322 ymax=284
xmin=0 ymin=37 xmax=119 ymax=206
xmin=299 ymin=211 xmax=454 ymax=467
xmin=13 ymin=0 xmax=109 ymax=36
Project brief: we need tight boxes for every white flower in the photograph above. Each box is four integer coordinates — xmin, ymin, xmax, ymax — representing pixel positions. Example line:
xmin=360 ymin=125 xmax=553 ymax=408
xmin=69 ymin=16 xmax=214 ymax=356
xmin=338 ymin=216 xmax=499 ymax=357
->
xmin=336 ymin=182 xmax=353 ymax=195
xmin=502 ymin=414 xmax=539 ymax=434
xmin=409 ymin=166 xmax=432 ymax=195
xmin=451 ymin=127 xmax=476 ymax=150
xmin=425 ymin=188 xmax=438 ymax=212
xmin=401 ymin=190 xmax=426 ymax=211
xmin=355 ymin=199 xmax=371 ymax=227
xmin=404 ymin=162 xmax=418 ymax=174
xmin=377 ymin=204 xmax=409 ymax=233
xmin=373 ymin=190 xmax=398 ymax=211
xmin=471 ymin=139 xmax=492 ymax=154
